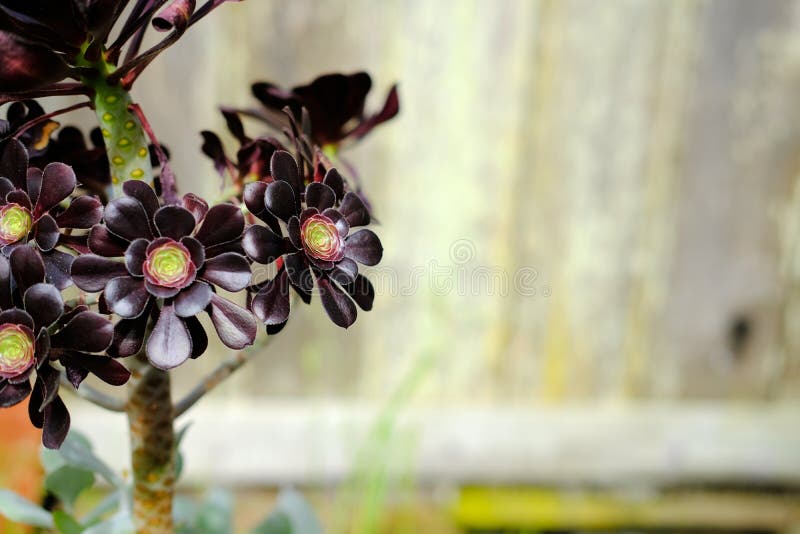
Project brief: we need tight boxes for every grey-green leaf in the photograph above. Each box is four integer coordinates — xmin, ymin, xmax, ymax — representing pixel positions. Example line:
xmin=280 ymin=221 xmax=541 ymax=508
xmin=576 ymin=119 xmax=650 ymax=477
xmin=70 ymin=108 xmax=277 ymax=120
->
xmin=46 ymin=466 xmax=95 ymax=508
xmin=54 ymin=510 xmax=84 ymax=534
xmin=251 ymin=489 xmax=322 ymax=534
xmin=82 ymin=511 xmax=134 ymax=534
xmin=195 ymin=488 xmax=233 ymax=534
xmin=55 ymin=432 xmax=122 ymax=487
xmin=0 ymin=489 xmax=54 ymax=528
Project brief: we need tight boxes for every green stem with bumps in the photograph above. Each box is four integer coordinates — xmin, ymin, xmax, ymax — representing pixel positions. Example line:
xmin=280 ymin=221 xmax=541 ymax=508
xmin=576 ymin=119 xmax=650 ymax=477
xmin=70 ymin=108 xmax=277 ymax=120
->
xmin=78 ymin=53 xmax=153 ymax=200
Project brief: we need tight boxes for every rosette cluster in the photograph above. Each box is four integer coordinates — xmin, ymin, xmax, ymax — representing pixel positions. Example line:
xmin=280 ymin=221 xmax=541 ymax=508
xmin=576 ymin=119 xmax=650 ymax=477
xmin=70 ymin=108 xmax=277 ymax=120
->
xmin=71 ymin=181 xmax=257 ymax=370
xmin=0 ymin=245 xmax=126 ymax=449
xmin=0 ymin=139 xmax=103 ymax=288
xmin=243 ymin=150 xmax=382 ymax=330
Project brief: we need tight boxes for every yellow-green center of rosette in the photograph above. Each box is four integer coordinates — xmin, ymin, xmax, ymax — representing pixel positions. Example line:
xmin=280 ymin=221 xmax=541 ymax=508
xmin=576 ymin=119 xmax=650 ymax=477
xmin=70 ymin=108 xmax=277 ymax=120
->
xmin=0 ymin=323 xmax=35 ymax=379
xmin=0 ymin=203 xmax=32 ymax=245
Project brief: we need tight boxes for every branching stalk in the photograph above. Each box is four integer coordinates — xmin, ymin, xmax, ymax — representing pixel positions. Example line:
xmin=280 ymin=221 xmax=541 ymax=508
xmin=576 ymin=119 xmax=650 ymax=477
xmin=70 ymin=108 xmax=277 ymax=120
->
xmin=59 ymin=373 xmax=126 ymax=412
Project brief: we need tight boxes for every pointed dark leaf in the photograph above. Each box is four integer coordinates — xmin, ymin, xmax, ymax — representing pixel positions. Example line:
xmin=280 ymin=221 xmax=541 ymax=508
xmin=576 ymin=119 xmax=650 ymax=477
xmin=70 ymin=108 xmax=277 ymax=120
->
xmin=329 ymin=257 xmax=358 ymax=285
xmin=24 ymin=283 xmax=63 ymax=330
xmin=173 ymin=281 xmax=212 ymax=318
xmin=0 ymin=177 xmax=15 ymax=201
xmin=125 ymin=238 xmax=148 ymax=276
xmin=10 ymin=246 xmax=45 ymax=293
xmin=6 ymin=189 xmax=31 ymax=209
xmin=265 ymin=180 xmax=296 ymax=221
xmin=26 ymin=168 xmax=41 ymax=205
xmin=42 ymin=249 xmax=75 ymax=290
xmin=105 ymin=277 xmax=149 ymax=318
xmin=33 ymin=214 xmax=59 ymax=251
xmin=287 ymin=216 xmax=302 ymax=249
xmin=351 ymin=84 xmax=400 ymax=140
xmin=146 ymin=304 xmax=192 ymax=370
xmin=221 ymin=107 xmax=247 ymax=143
xmin=70 ymin=255 xmax=127 ymax=292
xmin=345 ymin=229 xmax=383 ymax=266
xmin=88 ymin=224 xmax=128 ymax=257
xmin=54 ymin=196 xmax=103 ymax=229
xmin=305 ymin=182 xmax=336 ymax=211
xmin=154 ymin=205 xmax=196 ymax=240
xmin=251 ymin=268 xmax=290 ymax=325
xmin=200 ymin=252 xmax=251 ymax=291
xmin=104 ymin=197 xmax=153 ymax=241
xmin=201 ymin=130 xmax=229 ymax=177
xmin=180 ymin=236 xmax=205 ymax=268
xmin=122 ymin=181 xmax=160 ymax=220
xmin=0 ymin=379 xmax=30 ymax=407
xmin=0 ymin=139 xmax=28 ymax=189
xmin=242 ymin=225 xmax=283 ymax=265
xmin=208 ymin=294 xmax=257 ymax=349
xmin=321 ymin=208 xmax=350 ymax=237
xmin=166 ymin=316 xmax=202 ymax=362
xmin=107 ymin=304 xmax=151 ymax=358
xmin=51 ymin=312 xmax=113 ymax=353
xmin=34 ymin=328 xmax=50 ymax=367
xmin=66 ymin=364 xmax=89 ymax=389
xmin=0 ymin=254 xmax=12 ymax=308
xmin=339 ymin=192 xmax=371 ymax=227
xmin=318 ymin=277 xmax=357 ymax=328
xmin=323 ymin=168 xmax=345 ymax=200
xmin=67 ymin=353 xmax=130 ymax=386
xmin=37 ymin=363 xmax=60 ymax=411
xmin=42 ymin=395 xmax=70 ymax=449
xmin=270 ymin=150 xmax=301 ymax=192
xmin=243 ymin=181 xmax=267 ymax=216
xmin=34 ymin=163 xmax=76 ymax=219
xmin=194 ymin=203 xmax=243 ymax=247
xmin=28 ymin=379 xmax=44 ymax=428
xmin=284 ymin=251 xmax=314 ymax=292
xmin=182 ymin=193 xmax=209 ymax=224
xmin=144 ymin=280 xmax=181 ymax=299
xmin=0 ymin=309 xmax=34 ymax=330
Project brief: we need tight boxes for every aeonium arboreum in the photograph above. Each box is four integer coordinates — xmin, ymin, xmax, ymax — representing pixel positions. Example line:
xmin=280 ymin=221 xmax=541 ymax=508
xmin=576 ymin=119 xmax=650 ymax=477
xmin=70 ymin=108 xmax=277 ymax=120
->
xmin=0 ymin=138 xmax=104 ymax=289
xmin=243 ymin=150 xmax=380 ymax=330
xmin=0 ymin=245 xmax=127 ymax=449
xmin=71 ymin=181 xmax=257 ymax=370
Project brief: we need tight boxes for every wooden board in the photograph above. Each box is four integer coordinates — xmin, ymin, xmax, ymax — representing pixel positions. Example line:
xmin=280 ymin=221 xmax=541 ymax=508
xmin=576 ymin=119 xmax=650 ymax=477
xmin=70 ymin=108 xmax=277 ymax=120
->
xmin=70 ymin=401 xmax=800 ymax=486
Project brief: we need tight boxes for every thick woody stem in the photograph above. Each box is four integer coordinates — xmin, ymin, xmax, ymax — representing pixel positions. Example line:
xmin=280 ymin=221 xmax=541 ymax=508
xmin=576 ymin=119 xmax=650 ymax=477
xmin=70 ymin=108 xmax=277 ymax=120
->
xmin=126 ymin=357 xmax=175 ymax=533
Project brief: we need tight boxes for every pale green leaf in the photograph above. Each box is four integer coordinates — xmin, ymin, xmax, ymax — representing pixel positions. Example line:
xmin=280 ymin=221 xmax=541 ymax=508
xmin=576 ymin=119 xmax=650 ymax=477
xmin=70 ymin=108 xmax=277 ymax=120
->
xmin=0 ymin=489 xmax=54 ymax=528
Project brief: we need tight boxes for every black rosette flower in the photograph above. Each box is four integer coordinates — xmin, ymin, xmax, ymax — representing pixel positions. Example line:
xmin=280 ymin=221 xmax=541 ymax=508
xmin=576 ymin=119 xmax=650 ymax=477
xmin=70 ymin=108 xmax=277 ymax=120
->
xmin=71 ymin=181 xmax=257 ymax=370
xmin=0 ymin=246 xmax=127 ymax=449
xmin=243 ymin=150 xmax=381 ymax=330
xmin=0 ymin=139 xmax=103 ymax=289
xmin=251 ymin=72 xmax=399 ymax=148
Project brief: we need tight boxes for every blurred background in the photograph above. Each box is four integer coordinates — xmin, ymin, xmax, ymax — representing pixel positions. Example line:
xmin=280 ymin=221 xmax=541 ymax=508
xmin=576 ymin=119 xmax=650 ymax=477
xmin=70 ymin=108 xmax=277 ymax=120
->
xmin=4 ymin=0 xmax=800 ymax=531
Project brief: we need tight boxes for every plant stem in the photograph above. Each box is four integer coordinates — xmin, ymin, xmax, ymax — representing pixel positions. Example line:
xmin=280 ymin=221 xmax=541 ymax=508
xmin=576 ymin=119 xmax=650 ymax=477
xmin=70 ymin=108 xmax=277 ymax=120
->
xmin=78 ymin=50 xmax=154 ymax=199
xmin=59 ymin=372 xmax=126 ymax=412
xmin=126 ymin=356 xmax=175 ymax=533
xmin=174 ymin=337 xmax=271 ymax=418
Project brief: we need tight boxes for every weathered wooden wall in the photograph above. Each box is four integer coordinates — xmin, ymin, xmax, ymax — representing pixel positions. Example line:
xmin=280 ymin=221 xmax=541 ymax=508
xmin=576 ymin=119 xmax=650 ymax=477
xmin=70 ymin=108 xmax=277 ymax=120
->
xmin=115 ymin=0 xmax=800 ymax=403
xmin=63 ymin=0 xmax=800 ymax=486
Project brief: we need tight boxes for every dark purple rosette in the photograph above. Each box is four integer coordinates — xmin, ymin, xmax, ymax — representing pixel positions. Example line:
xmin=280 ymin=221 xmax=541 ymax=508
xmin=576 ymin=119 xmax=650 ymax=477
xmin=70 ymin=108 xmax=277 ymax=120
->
xmin=0 ymin=246 xmax=126 ymax=449
xmin=251 ymin=72 xmax=399 ymax=148
xmin=70 ymin=181 xmax=257 ymax=370
xmin=0 ymin=139 xmax=104 ymax=289
xmin=243 ymin=150 xmax=381 ymax=330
